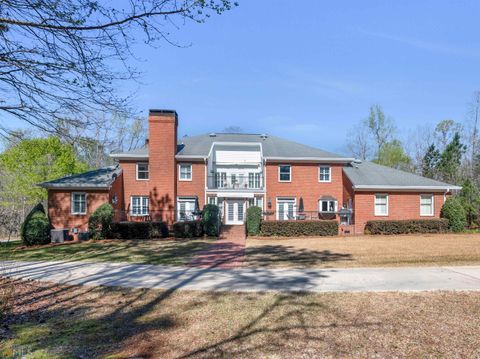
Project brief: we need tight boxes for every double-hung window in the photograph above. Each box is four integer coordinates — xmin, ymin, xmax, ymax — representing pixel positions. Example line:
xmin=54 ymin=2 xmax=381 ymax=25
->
xmin=319 ymin=166 xmax=331 ymax=182
xmin=179 ymin=164 xmax=192 ymax=181
xmin=374 ymin=194 xmax=389 ymax=216
xmin=131 ymin=196 xmax=149 ymax=216
xmin=177 ymin=198 xmax=197 ymax=221
xmin=71 ymin=192 xmax=86 ymax=215
xmin=136 ymin=163 xmax=149 ymax=180
xmin=248 ymin=173 xmax=261 ymax=188
xmin=248 ymin=197 xmax=263 ymax=209
xmin=420 ymin=194 xmax=434 ymax=216
xmin=278 ymin=165 xmax=291 ymax=182
xmin=319 ymin=199 xmax=337 ymax=213
xmin=215 ymin=172 xmax=227 ymax=188
xmin=277 ymin=198 xmax=296 ymax=220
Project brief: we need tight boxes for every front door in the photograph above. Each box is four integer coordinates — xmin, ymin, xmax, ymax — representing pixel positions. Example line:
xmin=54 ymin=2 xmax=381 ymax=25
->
xmin=226 ymin=199 xmax=245 ymax=225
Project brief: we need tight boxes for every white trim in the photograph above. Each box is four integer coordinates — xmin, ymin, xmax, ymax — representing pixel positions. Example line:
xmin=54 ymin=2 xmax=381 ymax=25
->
xmin=319 ymin=199 xmax=338 ymax=213
xmin=266 ymin=156 xmax=354 ymax=163
xmin=110 ymin=153 xmax=148 ymax=160
xmin=278 ymin=164 xmax=292 ymax=182
xmin=71 ymin=192 xmax=87 ymax=215
xmin=319 ymin=165 xmax=332 ymax=183
xmin=216 ymin=192 xmax=255 ymax=198
xmin=374 ymin=193 xmax=389 ymax=217
xmin=130 ymin=195 xmax=149 ymax=216
xmin=178 ymin=163 xmax=193 ymax=181
xmin=136 ymin=162 xmax=149 ymax=181
xmin=276 ymin=197 xmax=297 ymax=220
xmin=354 ymin=185 xmax=462 ymax=191
xmin=420 ymin=193 xmax=435 ymax=217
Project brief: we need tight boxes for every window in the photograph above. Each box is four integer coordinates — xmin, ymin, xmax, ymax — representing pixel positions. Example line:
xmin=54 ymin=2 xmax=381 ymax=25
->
xmin=131 ymin=196 xmax=149 ymax=216
xmin=208 ymin=197 xmax=217 ymax=205
xmin=179 ymin=164 xmax=192 ymax=181
xmin=319 ymin=166 xmax=331 ymax=182
xmin=420 ymin=194 xmax=434 ymax=216
xmin=71 ymin=192 xmax=86 ymax=214
xmin=319 ymin=199 xmax=337 ymax=213
xmin=248 ymin=173 xmax=262 ymax=188
xmin=215 ymin=172 xmax=227 ymax=188
xmin=278 ymin=165 xmax=291 ymax=182
xmin=374 ymin=194 xmax=388 ymax=216
xmin=277 ymin=198 xmax=296 ymax=220
xmin=177 ymin=197 xmax=197 ymax=221
xmin=136 ymin=163 xmax=149 ymax=180
xmin=248 ymin=197 xmax=263 ymax=209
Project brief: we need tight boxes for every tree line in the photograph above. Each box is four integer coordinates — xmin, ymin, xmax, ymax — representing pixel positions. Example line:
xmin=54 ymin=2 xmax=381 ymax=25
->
xmin=346 ymin=92 xmax=480 ymax=227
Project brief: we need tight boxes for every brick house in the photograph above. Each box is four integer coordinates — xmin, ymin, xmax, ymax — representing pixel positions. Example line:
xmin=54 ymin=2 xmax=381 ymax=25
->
xmin=40 ymin=109 xmax=461 ymax=235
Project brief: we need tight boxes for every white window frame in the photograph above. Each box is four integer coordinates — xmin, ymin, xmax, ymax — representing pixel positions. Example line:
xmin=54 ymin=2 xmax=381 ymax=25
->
xmin=71 ymin=192 xmax=87 ymax=215
xmin=276 ymin=197 xmax=296 ymax=220
xmin=130 ymin=196 xmax=149 ymax=216
xmin=319 ymin=165 xmax=331 ymax=182
xmin=319 ymin=199 xmax=337 ymax=213
xmin=177 ymin=197 xmax=197 ymax=221
xmin=278 ymin=165 xmax=291 ymax=182
xmin=420 ymin=194 xmax=434 ymax=217
xmin=208 ymin=197 xmax=218 ymax=205
xmin=374 ymin=194 xmax=389 ymax=216
xmin=136 ymin=163 xmax=149 ymax=181
xmin=178 ymin=163 xmax=192 ymax=181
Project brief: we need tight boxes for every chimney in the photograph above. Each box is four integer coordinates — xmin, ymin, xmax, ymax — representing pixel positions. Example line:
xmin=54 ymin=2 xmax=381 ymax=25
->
xmin=148 ymin=109 xmax=178 ymax=223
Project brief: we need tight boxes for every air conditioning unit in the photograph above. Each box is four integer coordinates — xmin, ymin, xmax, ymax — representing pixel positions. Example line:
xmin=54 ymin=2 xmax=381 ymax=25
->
xmin=51 ymin=229 xmax=69 ymax=243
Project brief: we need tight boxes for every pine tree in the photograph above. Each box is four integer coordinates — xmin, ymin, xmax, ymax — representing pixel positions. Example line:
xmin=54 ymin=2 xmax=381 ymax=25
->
xmin=437 ymin=133 xmax=466 ymax=184
xmin=422 ymin=144 xmax=441 ymax=179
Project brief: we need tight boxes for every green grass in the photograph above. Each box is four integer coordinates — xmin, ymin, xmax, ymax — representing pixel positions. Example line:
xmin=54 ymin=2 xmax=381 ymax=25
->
xmin=0 ymin=239 xmax=214 ymax=266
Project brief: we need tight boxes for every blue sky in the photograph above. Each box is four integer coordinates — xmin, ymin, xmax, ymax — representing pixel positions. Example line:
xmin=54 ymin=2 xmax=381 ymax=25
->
xmin=14 ymin=0 xmax=480 ymax=154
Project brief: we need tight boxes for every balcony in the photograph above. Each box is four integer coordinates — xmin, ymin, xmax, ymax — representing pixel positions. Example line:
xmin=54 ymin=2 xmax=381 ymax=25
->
xmin=207 ymin=173 xmax=264 ymax=190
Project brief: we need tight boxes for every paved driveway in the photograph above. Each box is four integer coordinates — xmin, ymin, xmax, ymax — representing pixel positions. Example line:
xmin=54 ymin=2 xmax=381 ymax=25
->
xmin=2 ymin=260 xmax=480 ymax=292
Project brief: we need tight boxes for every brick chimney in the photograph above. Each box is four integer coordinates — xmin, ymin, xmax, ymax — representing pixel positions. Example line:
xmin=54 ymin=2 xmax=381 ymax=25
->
xmin=148 ymin=109 xmax=178 ymax=223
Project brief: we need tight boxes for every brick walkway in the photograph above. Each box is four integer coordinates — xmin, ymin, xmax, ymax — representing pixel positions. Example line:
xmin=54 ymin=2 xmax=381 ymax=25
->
xmin=188 ymin=225 xmax=246 ymax=268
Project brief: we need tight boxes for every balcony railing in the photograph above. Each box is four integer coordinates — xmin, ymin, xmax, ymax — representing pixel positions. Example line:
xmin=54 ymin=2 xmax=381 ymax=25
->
xmin=207 ymin=173 xmax=264 ymax=190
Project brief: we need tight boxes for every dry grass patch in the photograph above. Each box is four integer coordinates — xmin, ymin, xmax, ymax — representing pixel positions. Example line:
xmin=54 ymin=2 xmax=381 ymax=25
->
xmin=1 ymin=278 xmax=480 ymax=358
xmin=246 ymin=233 xmax=480 ymax=268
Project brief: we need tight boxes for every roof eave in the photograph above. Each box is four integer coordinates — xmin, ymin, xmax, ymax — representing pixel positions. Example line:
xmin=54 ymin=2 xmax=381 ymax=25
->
xmin=175 ymin=155 xmax=207 ymax=161
xmin=353 ymin=185 xmax=462 ymax=192
xmin=265 ymin=156 xmax=355 ymax=163
xmin=109 ymin=153 xmax=149 ymax=160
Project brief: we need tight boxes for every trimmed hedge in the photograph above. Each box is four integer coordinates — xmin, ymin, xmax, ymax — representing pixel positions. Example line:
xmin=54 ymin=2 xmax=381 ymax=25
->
xmin=246 ymin=206 xmax=262 ymax=236
xmin=21 ymin=203 xmax=51 ymax=246
xmin=173 ymin=220 xmax=204 ymax=238
xmin=260 ymin=220 xmax=338 ymax=237
xmin=88 ymin=203 xmax=114 ymax=240
xmin=202 ymin=204 xmax=220 ymax=236
xmin=441 ymin=197 xmax=467 ymax=232
xmin=364 ymin=219 xmax=449 ymax=235
xmin=109 ymin=221 xmax=169 ymax=240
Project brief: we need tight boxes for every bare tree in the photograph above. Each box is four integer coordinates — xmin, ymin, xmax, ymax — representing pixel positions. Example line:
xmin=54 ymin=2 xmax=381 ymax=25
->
xmin=367 ymin=105 xmax=396 ymax=155
xmin=465 ymin=91 xmax=480 ymax=176
xmin=433 ymin=119 xmax=462 ymax=152
xmin=0 ymin=0 xmax=236 ymax=137
xmin=346 ymin=122 xmax=372 ymax=160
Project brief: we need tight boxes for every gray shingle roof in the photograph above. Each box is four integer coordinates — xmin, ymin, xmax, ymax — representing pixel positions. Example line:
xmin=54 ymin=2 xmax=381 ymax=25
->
xmin=111 ymin=133 xmax=354 ymax=161
xmin=39 ymin=165 xmax=122 ymax=189
xmin=343 ymin=161 xmax=461 ymax=190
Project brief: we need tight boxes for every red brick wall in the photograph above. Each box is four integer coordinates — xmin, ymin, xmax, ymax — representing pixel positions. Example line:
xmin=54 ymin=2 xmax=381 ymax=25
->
xmin=265 ymin=162 xmax=345 ymax=214
xmin=353 ymin=191 xmax=446 ymax=234
xmin=48 ymin=190 xmax=109 ymax=232
xmin=109 ymin=171 xmax=125 ymax=221
xmin=119 ymin=160 xmax=150 ymax=217
xmin=177 ymin=161 xmax=206 ymax=208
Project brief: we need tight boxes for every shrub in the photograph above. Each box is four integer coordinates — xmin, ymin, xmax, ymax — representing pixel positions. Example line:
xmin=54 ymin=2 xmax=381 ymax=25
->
xmin=364 ymin=219 xmax=449 ymax=235
xmin=246 ymin=206 xmax=262 ymax=236
xmin=202 ymin=204 xmax=220 ymax=237
xmin=21 ymin=203 xmax=51 ymax=246
xmin=173 ymin=220 xmax=204 ymax=238
xmin=88 ymin=203 xmax=114 ymax=240
xmin=441 ymin=197 xmax=467 ymax=232
xmin=260 ymin=220 xmax=338 ymax=237
xmin=109 ymin=221 xmax=169 ymax=239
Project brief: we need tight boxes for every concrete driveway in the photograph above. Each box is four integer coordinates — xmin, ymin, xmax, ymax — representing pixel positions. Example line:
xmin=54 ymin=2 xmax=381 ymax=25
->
xmin=2 ymin=260 xmax=480 ymax=293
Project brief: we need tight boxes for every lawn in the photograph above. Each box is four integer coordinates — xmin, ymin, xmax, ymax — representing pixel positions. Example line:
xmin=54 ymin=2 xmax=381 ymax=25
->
xmin=246 ymin=233 xmax=480 ymax=268
xmin=0 ymin=239 xmax=214 ymax=266
xmin=1 ymin=278 xmax=479 ymax=358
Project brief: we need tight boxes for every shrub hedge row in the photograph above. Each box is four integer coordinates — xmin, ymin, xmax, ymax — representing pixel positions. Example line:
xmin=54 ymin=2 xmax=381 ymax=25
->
xmin=173 ymin=220 xmax=204 ymax=238
xmin=109 ymin=221 xmax=169 ymax=240
xmin=260 ymin=220 xmax=338 ymax=237
xmin=364 ymin=219 xmax=449 ymax=235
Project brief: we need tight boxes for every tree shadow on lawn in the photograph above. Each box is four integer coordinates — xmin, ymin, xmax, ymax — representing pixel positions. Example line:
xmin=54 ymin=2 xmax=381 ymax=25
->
xmin=245 ymin=244 xmax=353 ymax=268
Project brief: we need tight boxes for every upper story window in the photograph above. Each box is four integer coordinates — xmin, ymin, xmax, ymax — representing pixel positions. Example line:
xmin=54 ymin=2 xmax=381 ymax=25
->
xmin=278 ymin=165 xmax=291 ymax=182
xmin=179 ymin=164 xmax=192 ymax=181
xmin=248 ymin=173 xmax=262 ymax=189
xmin=319 ymin=199 xmax=337 ymax=213
xmin=71 ymin=192 xmax=86 ymax=215
xmin=374 ymin=194 xmax=389 ymax=216
xmin=420 ymin=194 xmax=434 ymax=216
xmin=131 ymin=196 xmax=149 ymax=216
xmin=136 ymin=163 xmax=149 ymax=180
xmin=319 ymin=166 xmax=331 ymax=182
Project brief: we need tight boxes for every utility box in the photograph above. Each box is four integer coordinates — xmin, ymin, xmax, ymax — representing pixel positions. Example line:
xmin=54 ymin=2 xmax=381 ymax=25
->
xmin=78 ymin=232 xmax=90 ymax=241
xmin=51 ymin=229 xmax=69 ymax=243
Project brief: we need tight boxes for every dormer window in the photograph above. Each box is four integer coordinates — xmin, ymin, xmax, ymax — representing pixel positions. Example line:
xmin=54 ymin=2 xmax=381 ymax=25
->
xmin=136 ymin=163 xmax=149 ymax=180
